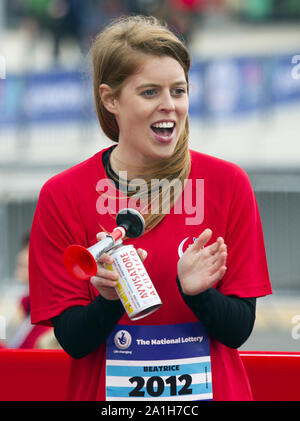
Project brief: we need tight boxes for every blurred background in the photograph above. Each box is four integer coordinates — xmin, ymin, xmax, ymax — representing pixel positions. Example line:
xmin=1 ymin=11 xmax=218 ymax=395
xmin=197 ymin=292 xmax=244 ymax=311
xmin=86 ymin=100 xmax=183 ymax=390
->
xmin=0 ymin=0 xmax=299 ymax=351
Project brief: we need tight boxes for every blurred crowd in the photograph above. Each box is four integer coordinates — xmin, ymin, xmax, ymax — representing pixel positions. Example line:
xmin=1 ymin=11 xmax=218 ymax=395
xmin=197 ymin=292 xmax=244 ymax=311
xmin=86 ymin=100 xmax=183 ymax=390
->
xmin=4 ymin=0 xmax=300 ymax=66
xmin=5 ymin=0 xmax=210 ymax=61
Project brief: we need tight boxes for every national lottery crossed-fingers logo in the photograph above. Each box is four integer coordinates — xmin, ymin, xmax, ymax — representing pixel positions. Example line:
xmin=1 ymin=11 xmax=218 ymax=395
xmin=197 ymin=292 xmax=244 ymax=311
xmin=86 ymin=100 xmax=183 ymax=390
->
xmin=114 ymin=330 xmax=132 ymax=350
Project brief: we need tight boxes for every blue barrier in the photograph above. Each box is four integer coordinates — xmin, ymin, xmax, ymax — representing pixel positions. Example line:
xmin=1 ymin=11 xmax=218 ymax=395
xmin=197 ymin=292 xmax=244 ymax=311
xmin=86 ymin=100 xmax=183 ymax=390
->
xmin=0 ymin=54 xmax=299 ymax=127
xmin=0 ymin=71 xmax=94 ymax=127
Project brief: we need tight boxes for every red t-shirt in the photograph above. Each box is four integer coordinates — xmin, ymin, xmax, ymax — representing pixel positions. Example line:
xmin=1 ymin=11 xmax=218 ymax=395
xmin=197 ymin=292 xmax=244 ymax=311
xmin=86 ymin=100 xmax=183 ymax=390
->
xmin=29 ymin=147 xmax=272 ymax=401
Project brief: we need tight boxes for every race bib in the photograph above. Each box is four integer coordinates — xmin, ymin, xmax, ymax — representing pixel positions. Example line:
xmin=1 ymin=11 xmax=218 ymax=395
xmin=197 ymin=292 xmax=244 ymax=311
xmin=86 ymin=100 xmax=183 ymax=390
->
xmin=106 ymin=322 xmax=213 ymax=401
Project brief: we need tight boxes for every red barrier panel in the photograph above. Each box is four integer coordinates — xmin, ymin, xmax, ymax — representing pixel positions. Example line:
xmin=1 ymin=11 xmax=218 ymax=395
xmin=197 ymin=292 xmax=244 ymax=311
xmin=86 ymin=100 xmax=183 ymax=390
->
xmin=0 ymin=349 xmax=299 ymax=401
xmin=240 ymin=351 xmax=300 ymax=401
xmin=0 ymin=349 xmax=70 ymax=401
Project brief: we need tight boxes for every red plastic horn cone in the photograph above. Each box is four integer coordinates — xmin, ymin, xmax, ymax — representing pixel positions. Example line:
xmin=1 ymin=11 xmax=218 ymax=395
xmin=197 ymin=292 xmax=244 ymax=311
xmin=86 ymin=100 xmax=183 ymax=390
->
xmin=63 ymin=245 xmax=97 ymax=280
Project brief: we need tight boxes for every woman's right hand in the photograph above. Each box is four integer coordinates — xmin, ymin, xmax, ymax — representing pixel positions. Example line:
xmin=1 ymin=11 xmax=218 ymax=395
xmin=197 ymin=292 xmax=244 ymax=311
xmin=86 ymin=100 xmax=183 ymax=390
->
xmin=90 ymin=232 xmax=147 ymax=301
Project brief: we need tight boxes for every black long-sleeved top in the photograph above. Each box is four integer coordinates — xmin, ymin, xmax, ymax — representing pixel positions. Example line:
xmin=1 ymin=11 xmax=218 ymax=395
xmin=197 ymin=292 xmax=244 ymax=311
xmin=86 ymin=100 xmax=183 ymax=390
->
xmin=52 ymin=288 xmax=256 ymax=359
xmin=51 ymin=147 xmax=256 ymax=358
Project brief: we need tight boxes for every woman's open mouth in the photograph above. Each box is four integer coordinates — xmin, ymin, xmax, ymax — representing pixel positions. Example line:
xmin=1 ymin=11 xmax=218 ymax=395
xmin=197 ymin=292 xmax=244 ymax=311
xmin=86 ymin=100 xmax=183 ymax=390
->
xmin=150 ymin=121 xmax=175 ymax=143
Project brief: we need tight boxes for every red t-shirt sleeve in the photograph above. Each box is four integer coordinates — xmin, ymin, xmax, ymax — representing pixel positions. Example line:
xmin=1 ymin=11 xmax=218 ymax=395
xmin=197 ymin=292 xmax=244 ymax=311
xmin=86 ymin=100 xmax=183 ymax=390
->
xmin=216 ymin=164 xmax=272 ymax=298
xmin=29 ymin=177 xmax=93 ymax=326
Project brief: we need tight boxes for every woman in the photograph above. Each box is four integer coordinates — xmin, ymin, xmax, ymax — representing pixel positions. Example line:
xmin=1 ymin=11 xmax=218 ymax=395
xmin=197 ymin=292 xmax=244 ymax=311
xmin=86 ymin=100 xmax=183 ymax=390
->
xmin=29 ymin=15 xmax=272 ymax=401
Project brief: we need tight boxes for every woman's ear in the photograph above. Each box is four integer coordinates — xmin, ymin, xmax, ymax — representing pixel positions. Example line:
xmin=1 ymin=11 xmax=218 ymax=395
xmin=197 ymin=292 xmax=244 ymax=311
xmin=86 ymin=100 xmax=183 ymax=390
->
xmin=99 ymin=84 xmax=117 ymax=114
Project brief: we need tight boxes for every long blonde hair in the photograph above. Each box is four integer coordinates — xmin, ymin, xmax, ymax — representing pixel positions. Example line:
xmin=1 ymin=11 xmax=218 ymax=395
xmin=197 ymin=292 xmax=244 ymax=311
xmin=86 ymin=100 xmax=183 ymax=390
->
xmin=90 ymin=15 xmax=191 ymax=232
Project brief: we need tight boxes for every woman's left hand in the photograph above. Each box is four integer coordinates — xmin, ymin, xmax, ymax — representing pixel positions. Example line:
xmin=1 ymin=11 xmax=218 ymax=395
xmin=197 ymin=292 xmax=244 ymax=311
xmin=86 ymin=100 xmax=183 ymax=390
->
xmin=177 ymin=229 xmax=227 ymax=296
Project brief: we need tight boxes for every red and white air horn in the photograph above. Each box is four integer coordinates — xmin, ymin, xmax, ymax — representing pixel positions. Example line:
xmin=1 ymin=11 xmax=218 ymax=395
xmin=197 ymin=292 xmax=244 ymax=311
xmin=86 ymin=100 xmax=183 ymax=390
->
xmin=63 ymin=208 xmax=145 ymax=280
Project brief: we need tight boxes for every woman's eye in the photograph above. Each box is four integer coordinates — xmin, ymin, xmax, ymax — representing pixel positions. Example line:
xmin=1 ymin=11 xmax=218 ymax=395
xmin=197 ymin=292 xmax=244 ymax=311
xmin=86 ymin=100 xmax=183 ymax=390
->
xmin=141 ymin=87 xmax=186 ymax=97
xmin=141 ymin=89 xmax=157 ymax=97
xmin=173 ymin=88 xmax=186 ymax=96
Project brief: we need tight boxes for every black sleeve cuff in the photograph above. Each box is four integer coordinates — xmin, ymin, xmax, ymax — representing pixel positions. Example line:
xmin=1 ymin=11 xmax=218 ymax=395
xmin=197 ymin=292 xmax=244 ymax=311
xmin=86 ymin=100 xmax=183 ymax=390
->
xmin=176 ymin=276 xmax=256 ymax=348
xmin=52 ymin=295 xmax=125 ymax=359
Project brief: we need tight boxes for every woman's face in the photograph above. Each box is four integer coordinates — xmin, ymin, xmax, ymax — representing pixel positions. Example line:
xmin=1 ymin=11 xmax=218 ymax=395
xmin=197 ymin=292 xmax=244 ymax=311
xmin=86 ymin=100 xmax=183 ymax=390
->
xmin=110 ymin=55 xmax=189 ymax=168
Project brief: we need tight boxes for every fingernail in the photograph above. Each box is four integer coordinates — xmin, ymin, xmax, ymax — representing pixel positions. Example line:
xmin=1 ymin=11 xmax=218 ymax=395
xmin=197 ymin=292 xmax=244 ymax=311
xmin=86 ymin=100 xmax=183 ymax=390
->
xmin=138 ymin=249 xmax=147 ymax=259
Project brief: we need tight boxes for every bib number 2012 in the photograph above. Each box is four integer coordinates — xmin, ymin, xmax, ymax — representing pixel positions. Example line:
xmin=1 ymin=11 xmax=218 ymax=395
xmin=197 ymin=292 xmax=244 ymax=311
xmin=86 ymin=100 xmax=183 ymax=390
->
xmin=129 ymin=374 xmax=192 ymax=397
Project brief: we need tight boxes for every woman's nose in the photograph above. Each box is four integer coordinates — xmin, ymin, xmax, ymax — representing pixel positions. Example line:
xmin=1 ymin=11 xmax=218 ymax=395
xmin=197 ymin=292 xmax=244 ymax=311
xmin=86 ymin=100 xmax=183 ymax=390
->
xmin=158 ymin=92 xmax=175 ymax=112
